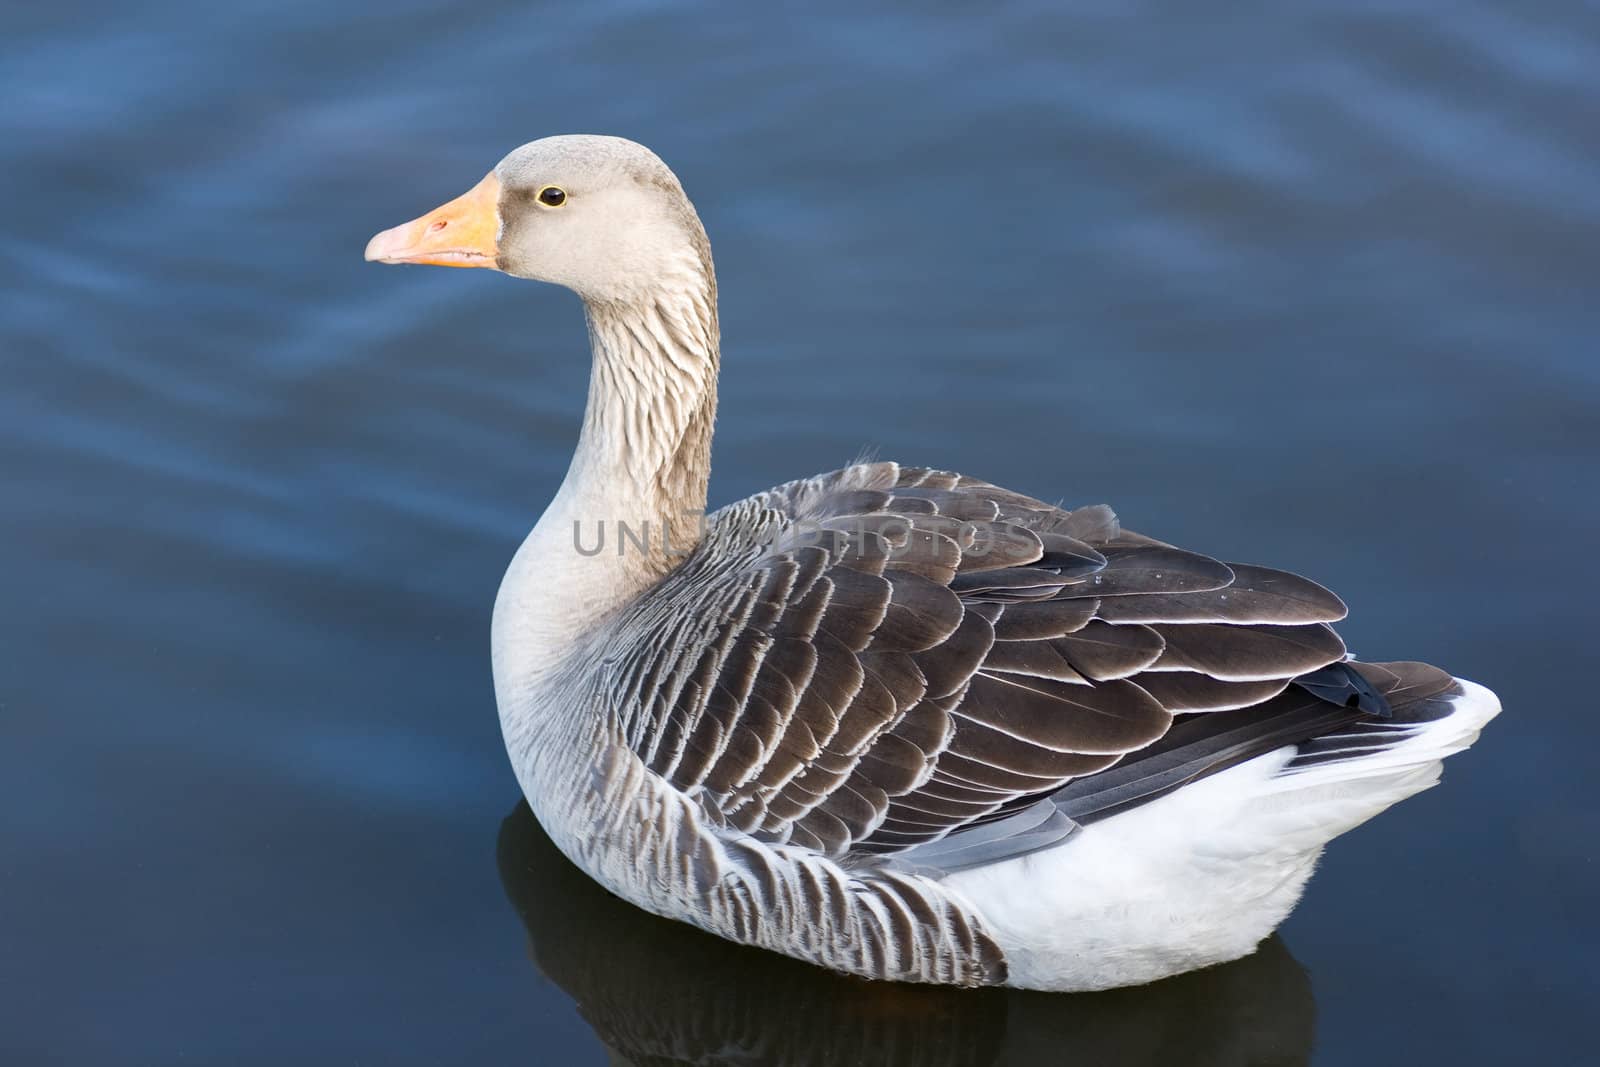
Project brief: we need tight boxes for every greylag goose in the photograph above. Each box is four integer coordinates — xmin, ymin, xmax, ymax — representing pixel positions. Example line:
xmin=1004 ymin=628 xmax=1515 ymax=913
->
xmin=365 ymin=135 xmax=1499 ymax=991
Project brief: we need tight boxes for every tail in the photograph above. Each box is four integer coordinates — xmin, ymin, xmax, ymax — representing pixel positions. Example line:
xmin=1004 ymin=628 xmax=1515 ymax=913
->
xmin=1258 ymin=661 xmax=1501 ymax=838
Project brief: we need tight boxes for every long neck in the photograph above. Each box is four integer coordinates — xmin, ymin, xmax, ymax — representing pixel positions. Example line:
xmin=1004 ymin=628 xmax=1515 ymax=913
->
xmin=572 ymin=290 xmax=719 ymax=550
xmin=493 ymin=274 xmax=719 ymax=699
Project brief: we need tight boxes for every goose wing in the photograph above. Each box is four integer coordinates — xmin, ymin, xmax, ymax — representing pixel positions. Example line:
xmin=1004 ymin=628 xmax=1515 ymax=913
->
xmin=597 ymin=461 xmax=1353 ymax=869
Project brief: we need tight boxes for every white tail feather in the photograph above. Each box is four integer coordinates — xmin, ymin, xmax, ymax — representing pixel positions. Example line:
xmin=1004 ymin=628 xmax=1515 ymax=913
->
xmin=1251 ymin=676 xmax=1500 ymax=842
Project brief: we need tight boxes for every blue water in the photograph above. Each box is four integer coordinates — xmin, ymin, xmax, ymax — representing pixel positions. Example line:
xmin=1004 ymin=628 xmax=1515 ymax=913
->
xmin=3 ymin=2 xmax=1597 ymax=1063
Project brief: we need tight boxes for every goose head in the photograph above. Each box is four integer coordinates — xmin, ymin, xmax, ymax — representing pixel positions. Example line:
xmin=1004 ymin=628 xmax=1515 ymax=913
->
xmin=364 ymin=134 xmax=712 ymax=305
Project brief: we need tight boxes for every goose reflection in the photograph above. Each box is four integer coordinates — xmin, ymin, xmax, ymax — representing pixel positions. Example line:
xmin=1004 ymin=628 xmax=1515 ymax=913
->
xmin=498 ymin=804 xmax=1314 ymax=1066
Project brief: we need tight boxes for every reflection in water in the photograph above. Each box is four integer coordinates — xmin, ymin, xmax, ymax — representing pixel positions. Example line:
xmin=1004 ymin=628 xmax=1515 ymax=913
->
xmin=497 ymin=803 xmax=1314 ymax=1067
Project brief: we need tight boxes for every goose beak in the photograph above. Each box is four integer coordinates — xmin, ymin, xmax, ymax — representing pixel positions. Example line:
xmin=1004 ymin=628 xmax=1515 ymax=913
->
xmin=364 ymin=171 xmax=502 ymax=268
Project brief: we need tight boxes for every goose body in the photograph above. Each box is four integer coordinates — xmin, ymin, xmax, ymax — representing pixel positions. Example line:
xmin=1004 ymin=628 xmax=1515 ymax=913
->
xmin=366 ymin=135 xmax=1499 ymax=990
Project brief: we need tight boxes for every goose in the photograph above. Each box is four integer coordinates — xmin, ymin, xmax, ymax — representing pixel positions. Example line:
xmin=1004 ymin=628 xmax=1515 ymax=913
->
xmin=364 ymin=134 xmax=1500 ymax=991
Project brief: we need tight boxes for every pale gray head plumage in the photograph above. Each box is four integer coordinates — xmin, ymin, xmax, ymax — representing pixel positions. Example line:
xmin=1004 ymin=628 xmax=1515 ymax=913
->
xmin=491 ymin=135 xmax=714 ymax=304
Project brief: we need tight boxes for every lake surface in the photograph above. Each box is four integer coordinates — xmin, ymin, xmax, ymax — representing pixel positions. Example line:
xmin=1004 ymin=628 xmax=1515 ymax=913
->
xmin=3 ymin=2 xmax=1597 ymax=1063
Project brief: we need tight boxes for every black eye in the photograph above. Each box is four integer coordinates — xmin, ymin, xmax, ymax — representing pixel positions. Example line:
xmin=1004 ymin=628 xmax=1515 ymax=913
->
xmin=537 ymin=186 xmax=567 ymax=207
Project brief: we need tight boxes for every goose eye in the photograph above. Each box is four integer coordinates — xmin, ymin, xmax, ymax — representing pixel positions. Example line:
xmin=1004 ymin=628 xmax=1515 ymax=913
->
xmin=537 ymin=186 xmax=567 ymax=207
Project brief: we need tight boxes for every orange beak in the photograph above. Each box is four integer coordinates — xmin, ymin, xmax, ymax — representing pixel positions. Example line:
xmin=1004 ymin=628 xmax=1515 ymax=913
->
xmin=364 ymin=171 xmax=502 ymax=268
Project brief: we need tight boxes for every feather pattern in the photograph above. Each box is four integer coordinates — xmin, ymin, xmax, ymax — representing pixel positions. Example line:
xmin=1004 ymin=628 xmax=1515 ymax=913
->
xmin=596 ymin=463 xmax=1377 ymax=870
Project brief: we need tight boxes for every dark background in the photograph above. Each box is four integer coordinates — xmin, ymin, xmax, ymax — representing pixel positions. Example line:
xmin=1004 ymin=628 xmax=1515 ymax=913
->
xmin=4 ymin=2 xmax=1597 ymax=1063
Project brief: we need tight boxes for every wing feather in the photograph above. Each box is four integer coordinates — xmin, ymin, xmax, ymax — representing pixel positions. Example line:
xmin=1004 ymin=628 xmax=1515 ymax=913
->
xmin=1148 ymin=622 xmax=1346 ymax=680
xmin=593 ymin=463 xmax=1379 ymax=867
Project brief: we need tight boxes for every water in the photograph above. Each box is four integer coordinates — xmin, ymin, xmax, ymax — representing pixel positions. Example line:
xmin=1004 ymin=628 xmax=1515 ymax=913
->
xmin=3 ymin=2 xmax=1596 ymax=1062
